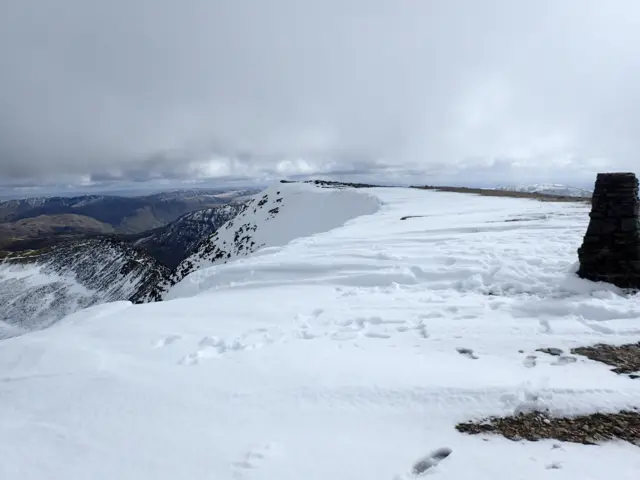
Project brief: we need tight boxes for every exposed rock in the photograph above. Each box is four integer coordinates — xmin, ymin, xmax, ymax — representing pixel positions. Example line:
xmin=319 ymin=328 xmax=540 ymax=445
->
xmin=577 ymin=172 xmax=640 ymax=289
xmin=280 ymin=179 xmax=382 ymax=188
xmin=571 ymin=342 xmax=640 ymax=377
xmin=537 ymin=347 xmax=564 ymax=356
xmin=456 ymin=410 xmax=640 ymax=446
xmin=0 ymin=238 xmax=169 ymax=335
xmin=129 ymin=203 xmax=245 ymax=268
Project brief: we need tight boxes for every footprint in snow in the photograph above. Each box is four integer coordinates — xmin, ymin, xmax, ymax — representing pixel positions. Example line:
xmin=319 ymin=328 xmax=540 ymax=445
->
xmin=296 ymin=329 xmax=319 ymax=340
xmin=413 ymin=447 xmax=452 ymax=475
xmin=231 ymin=443 xmax=275 ymax=479
xmin=153 ymin=334 xmax=181 ymax=348
xmin=177 ymin=335 xmax=255 ymax=366
xmin=523 ymin=355 xmax=537 ymax=368
xmin=294 ymin=310 xmax=326 ymax=339
xmin=457 ymin=347 xmax=479 ymax=360
xmin=538 ymin=319 xmax=552 ymax=334
xmin=365 ymin=331 xmax=392 ymax=339
xmin=552 ymin=355 xmax=577 ymax=366
xmin=414 ymin=322 xmax=429 ymax=339
xmin=331 ymin=331 xmax=360 ymax=341
xmin=394 ymin=447 xmax=452 ymax=478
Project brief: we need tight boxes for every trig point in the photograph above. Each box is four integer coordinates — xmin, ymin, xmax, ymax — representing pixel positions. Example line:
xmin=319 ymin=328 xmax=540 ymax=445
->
xmin=577 ymin=172 xmax=640 ymax=289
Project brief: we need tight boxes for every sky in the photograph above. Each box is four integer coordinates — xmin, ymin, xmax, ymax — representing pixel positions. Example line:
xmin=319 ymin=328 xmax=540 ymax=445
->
xmin=1 ymin=0 xmax=640 ymax=195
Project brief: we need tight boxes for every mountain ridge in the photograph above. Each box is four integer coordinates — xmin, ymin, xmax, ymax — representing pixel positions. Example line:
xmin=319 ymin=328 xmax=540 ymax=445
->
xmin=0 ymin=188 xmax=258 ymax=234
xmin=153 ymin=182 xmax=382 ymax=301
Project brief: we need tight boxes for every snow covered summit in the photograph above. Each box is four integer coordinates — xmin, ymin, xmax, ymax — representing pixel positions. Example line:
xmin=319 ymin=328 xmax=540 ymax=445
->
xmin=2 ymin=186 xmax=640 ymax=480
xmin=152 ymin=181 xmax=381 ymax=299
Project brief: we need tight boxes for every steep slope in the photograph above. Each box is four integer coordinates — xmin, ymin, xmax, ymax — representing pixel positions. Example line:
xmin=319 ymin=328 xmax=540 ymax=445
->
xmin=0 ymin=238 xmax=168 ymax=338
xmin=131 ymin=203 xmax=246 ymax=268
xmin=3 ymin=188 xmax=640 ymax=480
xmin=149 ymin=182 xmax=381 ymax=300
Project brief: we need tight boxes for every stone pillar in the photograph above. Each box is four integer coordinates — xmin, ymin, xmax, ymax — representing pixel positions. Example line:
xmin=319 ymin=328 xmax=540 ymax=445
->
xmin=577 ymin=172 xmax=640 ymax=288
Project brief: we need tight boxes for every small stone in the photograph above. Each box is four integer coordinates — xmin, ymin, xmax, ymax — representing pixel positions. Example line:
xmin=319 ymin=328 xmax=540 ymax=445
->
xmin=537 ymin=347 xmax=563 ymax=356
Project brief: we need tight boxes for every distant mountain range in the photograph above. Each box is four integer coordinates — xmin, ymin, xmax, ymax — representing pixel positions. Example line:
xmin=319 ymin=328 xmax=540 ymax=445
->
xmin=492 ymin=184 xmax=593 ymax=198
xmin=0 ymin=188 xmax=258 ymax=251
xmin=0 ymin=187 xmax=261 ymax=335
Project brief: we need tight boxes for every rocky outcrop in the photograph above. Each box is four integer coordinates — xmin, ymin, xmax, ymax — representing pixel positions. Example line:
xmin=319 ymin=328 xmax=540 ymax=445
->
xmin=131 ymin=203 xmax=246 ymax=268
xmin=577 ymin=172 xmax=640 ymax=289
xmin=0 ymin=238 xmax=170 ymax=336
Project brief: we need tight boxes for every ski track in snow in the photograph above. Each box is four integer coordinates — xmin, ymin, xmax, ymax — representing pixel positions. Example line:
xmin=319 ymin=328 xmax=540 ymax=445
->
xmin=2 ymin=184 xmax=640 ymax=480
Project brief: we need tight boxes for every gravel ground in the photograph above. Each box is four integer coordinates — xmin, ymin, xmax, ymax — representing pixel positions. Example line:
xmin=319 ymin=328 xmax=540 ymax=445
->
xmin=571 ymin=342 xmax=640 ymax=378
xmin=456 ymin=410 xmax=640 ymax=446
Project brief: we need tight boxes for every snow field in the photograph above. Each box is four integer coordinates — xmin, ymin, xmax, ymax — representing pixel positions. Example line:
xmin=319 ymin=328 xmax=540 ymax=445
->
xmin=161 ymin=182 xmax=382 ymax=297
xmin=1 ymin=185 xmax=640 ymax=479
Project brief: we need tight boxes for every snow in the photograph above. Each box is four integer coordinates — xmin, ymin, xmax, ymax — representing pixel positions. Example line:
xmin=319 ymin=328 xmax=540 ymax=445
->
xmin=156 ymin=181 xmax=381 ymax=298
xmin=2 ymin=184 xmax=640 ymax=480
xmin=0 ymin=239 xmax=167 ymax=336
xmin=494 ymin=183 xmax=592 ymax=198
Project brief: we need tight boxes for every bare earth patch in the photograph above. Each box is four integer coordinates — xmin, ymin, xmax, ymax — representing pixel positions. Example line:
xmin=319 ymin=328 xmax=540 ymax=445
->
xmin=571 ymin=342 xmax=640 ymax=378
xmin=456 ymin=410 xmax=640 ymax=446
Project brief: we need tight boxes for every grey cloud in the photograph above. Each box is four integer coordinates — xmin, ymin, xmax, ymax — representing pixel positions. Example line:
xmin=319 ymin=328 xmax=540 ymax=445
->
xmin=1 ymin=0 xmax=640 ymax=188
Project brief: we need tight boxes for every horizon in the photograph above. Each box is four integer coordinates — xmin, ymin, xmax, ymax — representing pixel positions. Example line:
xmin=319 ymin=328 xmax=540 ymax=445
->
xmin=0 ymin=175 xmax=601 ymax=201
xmin=3 ymin=1 xmax=640 ymax=193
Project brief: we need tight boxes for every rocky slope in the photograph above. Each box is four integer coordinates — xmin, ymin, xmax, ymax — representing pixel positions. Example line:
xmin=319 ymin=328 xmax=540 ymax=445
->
xmin=130 ymin=203 xmax=247 ymax=268
xmin=0 ymin=238 xmax=169 ymax=338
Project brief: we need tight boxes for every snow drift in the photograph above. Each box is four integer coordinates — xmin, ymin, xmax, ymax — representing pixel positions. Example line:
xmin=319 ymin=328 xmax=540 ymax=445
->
xmin=152 ymin=182 xmax=381 ymax=300
xmin=2 ymin=186 xmax=640 ymax=480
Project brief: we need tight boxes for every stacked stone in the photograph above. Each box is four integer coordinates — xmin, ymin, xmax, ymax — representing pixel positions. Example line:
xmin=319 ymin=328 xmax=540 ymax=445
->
xmin=577 ymin=172 xmax=640 ymax=289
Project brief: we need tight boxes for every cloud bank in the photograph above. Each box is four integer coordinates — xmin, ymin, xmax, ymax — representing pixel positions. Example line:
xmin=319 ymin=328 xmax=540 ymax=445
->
xmin=1 ymin=0 xmax=640 ymax=189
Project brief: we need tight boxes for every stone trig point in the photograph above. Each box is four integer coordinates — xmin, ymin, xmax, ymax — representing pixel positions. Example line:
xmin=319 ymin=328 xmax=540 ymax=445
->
xmin=577 ymin=172 xmax=640 ymax=288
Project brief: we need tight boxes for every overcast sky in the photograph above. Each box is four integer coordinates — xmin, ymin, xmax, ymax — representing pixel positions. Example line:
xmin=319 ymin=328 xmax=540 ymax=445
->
xmin=1 ymin=0 xmax=640 ymax=191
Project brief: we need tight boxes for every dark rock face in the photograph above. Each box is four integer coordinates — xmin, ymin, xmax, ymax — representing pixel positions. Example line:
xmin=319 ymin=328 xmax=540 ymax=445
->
xmin=577 ymin=172 xmax=640 ymax=288
xmin=130 ymin=203 xmax=246 ymax=268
